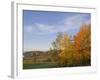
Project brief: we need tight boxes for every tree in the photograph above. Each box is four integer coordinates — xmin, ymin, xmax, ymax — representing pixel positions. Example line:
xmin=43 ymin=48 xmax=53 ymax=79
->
xmin=49 ymin=47 xmax=59 ymax=62
xmin=50 ymin=24 xmax=91 ymax=66
xmin=51 ymin=32 xmax=63 ymax=50
xmin=74 ymin=24 xmax=91 ymax=65
xmin=50 ymin=32 xmax=63 ymax=63
xmin=58 ymin=33 xmax=74 ymax=66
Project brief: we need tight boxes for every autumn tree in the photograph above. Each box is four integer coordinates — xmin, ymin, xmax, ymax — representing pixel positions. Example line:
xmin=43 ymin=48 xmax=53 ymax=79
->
xmin=74 ymin=24 xmax=91 ymax=65
xmin=50 ymin=24 xmax=91 ymax=66
xmin=51 ymin=32 xmax=75 ymax=66
xmin=50 ymin=32 xmax=63 ymax=63
xmin=58 ymin=33 xmax=75 ymax=66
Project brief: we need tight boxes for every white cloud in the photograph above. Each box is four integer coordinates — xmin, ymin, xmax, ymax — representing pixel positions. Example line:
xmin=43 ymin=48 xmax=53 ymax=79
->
xmin=24 ymin=14 xmax=90 ymax=35
xmin=35 ymin=23 xmax=55 ymax=32
xmin=64 ymin=14 xmax=90 ymax=29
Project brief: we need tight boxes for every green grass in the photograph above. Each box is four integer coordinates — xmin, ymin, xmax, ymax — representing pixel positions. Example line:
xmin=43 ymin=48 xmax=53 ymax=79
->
xmin=23 ymin=62 xmax=59 ymax=69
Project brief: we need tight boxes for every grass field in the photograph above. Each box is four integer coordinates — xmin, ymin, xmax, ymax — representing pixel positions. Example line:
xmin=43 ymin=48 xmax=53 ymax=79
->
xmin=23 ymin=62 xmax=59 ymax=69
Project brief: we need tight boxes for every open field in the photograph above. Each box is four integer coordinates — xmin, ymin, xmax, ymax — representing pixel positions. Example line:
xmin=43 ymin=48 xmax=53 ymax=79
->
xmin=23 ymin=50 xmax=91 ymax=69
xmin=23 ymin=62 xmax=59 ymax=69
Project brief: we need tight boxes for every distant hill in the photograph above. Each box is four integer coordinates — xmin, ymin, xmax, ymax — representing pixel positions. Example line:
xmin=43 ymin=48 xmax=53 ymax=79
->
xmin=23 ymin=51 xmax=50 ymax=58
xmin=23 ymin=50 xmax=61 ymax=59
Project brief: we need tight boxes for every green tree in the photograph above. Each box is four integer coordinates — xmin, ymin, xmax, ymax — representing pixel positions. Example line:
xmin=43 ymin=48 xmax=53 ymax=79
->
xmin=50 ymin=32 xmax=63 ymax=63
xmin=51 ymin=32 xmax=63 ymax=50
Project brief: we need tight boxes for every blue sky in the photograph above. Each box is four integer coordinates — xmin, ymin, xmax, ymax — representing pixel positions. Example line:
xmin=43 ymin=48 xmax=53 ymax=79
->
xmin=23 ymin=10 xmax=91 ymax=52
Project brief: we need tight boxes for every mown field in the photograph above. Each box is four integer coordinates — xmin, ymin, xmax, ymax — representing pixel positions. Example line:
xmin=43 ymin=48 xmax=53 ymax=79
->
xmin=23 ymin=51 xmax=60 ymax=69
xmin=23 ymin=62 xmax=59 ymax=69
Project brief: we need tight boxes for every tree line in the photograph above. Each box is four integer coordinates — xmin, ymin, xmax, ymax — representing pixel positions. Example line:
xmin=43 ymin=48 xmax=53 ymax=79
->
xmin=50 ymin=24 xmax=91 ymax=67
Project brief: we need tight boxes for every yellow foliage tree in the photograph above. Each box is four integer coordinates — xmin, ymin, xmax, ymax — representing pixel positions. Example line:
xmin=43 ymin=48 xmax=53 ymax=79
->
xmin=57 ymin=33 xmax=75 ymax=66
xmin=50 ymin=24 xmax=91 ymax=66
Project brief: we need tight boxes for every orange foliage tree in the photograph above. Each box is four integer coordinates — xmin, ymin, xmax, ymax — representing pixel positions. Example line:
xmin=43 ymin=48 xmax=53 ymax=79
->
xmin=74 ymin=24 xmax=91 ymax=65
xmin=50 ymin=24 xmax=91 ymax=66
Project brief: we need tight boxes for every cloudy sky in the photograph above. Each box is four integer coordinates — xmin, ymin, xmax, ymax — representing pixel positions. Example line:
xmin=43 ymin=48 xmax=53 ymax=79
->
xmin=23 ymin=10 xmax=91 ymax=52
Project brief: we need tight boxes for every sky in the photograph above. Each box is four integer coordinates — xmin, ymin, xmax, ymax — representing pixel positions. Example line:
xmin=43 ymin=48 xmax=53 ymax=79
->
xmin=23 ymin=10 xmax=91 ymax=52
